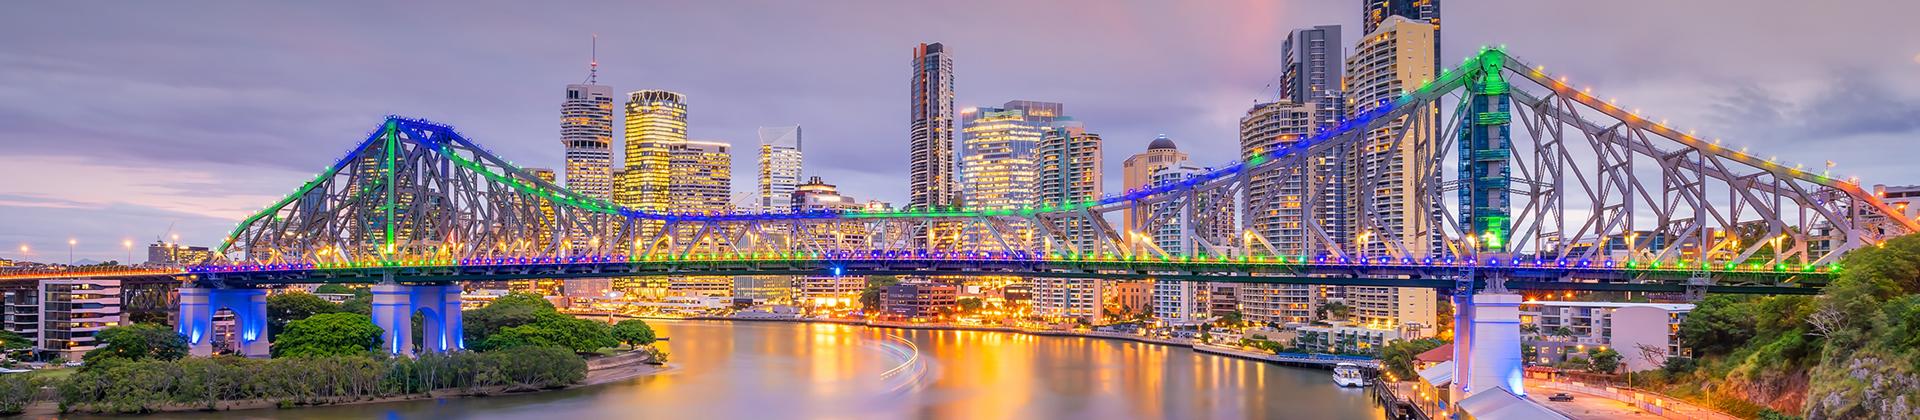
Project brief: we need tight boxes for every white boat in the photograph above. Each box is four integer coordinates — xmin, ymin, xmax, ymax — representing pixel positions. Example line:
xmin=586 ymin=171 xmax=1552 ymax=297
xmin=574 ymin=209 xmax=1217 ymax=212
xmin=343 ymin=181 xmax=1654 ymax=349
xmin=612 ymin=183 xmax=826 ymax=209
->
xmin=1332 ymin=362 xmax=1368 ymax=387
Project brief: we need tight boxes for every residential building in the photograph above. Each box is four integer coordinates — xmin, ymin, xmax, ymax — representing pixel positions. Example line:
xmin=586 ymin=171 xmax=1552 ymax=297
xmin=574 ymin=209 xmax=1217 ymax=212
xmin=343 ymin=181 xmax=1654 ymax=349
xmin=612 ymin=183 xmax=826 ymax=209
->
xmin=909 ymin=42 xmax=960 ymax=249
xmin=732 ymin=276 xmax=791 ymax=303
xmin=1105 ymin=281 xmax=1150 ymax=316
xmin=1292 ymin=322 xmax=1402 ymax=355
xmin=1 ymin=277 xmax=172 ymax=360
xmin=757 ymin=126 xmax=803 ymax=211
xmin=1121 ymin=135 xmax=1187 ymax=231
xmin=562 ymin=79 xmax=616 ymax=200
xmin=1280 ymin=24 xmax=1346 ymax=122
xmin=1363 ymin=0 xmax=1441 ymax=71
xmin=1146 ymin=160 xmax=1237 ymax=325
xmin=1343 ymin=16 xmax=1440 ymax=339
xmin=1032 ymin=277 xmax=1101 ymax=321
xmin=1036 ymin=121 xmax=1103 ymax=252
xmin=880 ymin=282 xmax=957 ymax=320
xmin=791 ymin=176 xmax=871 ymax=250
xmin=1520 ymin=301 xmax=1694 ymax=371
xmin=1241 ymin=100 xmax=1325 ymax=256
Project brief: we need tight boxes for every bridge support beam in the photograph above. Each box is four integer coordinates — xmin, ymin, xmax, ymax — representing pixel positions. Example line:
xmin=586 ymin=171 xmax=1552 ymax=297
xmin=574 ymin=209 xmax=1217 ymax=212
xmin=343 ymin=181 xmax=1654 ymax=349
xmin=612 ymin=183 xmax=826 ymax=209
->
xmin=370 ymin=283 xmax=464 ymax=355
xmin=1455 ymin=292 xmax=1526 ymax=398
xmin=177 ymin=287 xmax=270 ymax=358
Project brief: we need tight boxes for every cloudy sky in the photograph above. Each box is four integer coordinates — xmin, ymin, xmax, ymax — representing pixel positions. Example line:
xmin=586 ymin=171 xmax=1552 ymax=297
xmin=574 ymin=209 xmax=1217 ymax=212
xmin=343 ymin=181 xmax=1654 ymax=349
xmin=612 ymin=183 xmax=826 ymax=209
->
xmin=3 ymin=1 xmax=1917 ymax=263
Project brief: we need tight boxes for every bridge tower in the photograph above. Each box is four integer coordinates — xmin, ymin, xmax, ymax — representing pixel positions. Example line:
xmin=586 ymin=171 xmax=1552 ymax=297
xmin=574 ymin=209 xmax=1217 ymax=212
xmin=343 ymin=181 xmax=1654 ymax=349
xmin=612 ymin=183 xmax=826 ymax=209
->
xmin=1453 ymin=51 xmax=1527 ymax=398
xmin=177 ymin=287 xmax=270 ymax=358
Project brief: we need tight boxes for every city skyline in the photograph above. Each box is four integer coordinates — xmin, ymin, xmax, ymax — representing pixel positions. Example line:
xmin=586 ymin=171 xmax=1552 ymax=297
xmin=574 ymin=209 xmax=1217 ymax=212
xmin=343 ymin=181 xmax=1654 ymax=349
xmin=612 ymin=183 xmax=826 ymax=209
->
xmin=5 ymin=1 xmax=1920 ymax=262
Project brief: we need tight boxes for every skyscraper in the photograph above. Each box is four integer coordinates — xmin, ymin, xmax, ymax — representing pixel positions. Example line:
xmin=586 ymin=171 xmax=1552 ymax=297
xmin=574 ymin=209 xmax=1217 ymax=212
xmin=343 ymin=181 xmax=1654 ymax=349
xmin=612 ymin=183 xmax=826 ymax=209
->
xmin=1036 ymin=121 xmax=1103 ymax=252
xmin=1146 ymin=160 xmax=1236 ymax=325
xmin=1238 ymin=101 xmax=1326 ymax=326
xmin=562 ymin=49 xmax=616 ymax=200
xmin=959 ymin=100 xmax=1063 ymax=251
xmin=620 ymin=90 xmax=688 ymax=236
xmin=1342 ymin=15 xmax=1440 ymax=339
xmin=910 ymin=42 xmax=959 ymax=249
xmin=670 ymin=140 xmax=734 ymax=216
xmin=1280 ymin=25 xmax=1343 ymax=107
xmin=757 ymin=126 xmax=803 ymax=212
xmin=1120 ymin=136 xmax=1187 ymax=232
xmin=1363 ymin=0 xmax=1441 ymax=70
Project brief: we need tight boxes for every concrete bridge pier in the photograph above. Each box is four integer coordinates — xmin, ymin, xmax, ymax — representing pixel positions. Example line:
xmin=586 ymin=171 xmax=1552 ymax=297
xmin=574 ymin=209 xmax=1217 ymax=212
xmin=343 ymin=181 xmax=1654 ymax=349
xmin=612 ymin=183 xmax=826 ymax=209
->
xmin=177 ymin=287 xmax=270 ymax=358
xmin=370 ymin=283 xmax=464 ymax=355
xmin=1452 ymin=291 xmax=1526 ymax=399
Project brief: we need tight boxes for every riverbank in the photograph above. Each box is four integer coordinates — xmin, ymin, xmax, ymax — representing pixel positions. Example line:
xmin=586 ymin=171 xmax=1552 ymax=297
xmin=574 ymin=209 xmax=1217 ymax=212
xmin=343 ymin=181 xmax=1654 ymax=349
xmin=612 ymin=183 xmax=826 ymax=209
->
xmin=19 ymin=349 xmax=664 ymax=417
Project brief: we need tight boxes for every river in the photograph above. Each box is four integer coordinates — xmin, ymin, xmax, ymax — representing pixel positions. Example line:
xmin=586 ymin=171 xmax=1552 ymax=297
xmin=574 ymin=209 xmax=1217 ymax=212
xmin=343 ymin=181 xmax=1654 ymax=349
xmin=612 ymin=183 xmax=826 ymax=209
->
xmin=106 ymin=320 xmax=1386 ymax=420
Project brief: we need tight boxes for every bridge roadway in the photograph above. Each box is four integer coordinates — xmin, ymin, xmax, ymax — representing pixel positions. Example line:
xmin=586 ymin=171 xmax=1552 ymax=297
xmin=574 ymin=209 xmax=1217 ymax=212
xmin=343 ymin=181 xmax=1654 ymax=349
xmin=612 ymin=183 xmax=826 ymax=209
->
xmin=174 ymin=253 xmax=1829 ymax=295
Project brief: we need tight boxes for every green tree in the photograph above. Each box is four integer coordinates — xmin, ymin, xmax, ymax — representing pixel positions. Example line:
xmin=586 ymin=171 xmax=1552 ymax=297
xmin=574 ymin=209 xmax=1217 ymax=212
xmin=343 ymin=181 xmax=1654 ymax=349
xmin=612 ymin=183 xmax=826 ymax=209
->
xmin=1587 ymin=347 xmax=1622 ymax=374
xmin=464 ymin=292 xmax=559 ymax=345
xmin=1379 ymin=338 xmax=1447 ymax=380
xmin=1676 ymin=295 xmax=1757 ymax=357
xmin=267 ymin=291 xmax=343 ymax=336
xmin=480 ymin=313 xmax=616 ymax=353
xmin=271 ymin=312 xmax=384 ymax=358
xmin=313 ymin=284 xmax=357 ymax=295
xmin=0 ymin=330 xmax=29 ymax=353
xmin=81 ymin=323 xmax=188 ymax=366
xmin=610 ymin=319 xmax=658 ymax=348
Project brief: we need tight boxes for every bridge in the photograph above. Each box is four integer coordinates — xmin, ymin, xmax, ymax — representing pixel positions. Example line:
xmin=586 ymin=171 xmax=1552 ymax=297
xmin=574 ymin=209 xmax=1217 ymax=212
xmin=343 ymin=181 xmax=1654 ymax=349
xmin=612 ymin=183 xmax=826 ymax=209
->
xmin=7 ymin=47 xmax=1913 ymax=402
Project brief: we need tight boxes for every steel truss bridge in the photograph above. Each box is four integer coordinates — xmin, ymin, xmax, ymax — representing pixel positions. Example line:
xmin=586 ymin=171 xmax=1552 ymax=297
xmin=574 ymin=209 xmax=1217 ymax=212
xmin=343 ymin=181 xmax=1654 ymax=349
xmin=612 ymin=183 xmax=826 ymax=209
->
xmin=169 ymin=47 xmax=1913 ymax=294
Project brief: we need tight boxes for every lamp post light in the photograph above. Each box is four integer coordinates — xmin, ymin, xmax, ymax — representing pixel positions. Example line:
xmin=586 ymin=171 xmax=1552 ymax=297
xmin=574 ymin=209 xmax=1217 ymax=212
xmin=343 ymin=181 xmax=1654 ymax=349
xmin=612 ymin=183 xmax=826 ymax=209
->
xmin=123 ymin=239 xmax=133 ymax=264
xmin=68 ymin=238 xmax=76 ymax=265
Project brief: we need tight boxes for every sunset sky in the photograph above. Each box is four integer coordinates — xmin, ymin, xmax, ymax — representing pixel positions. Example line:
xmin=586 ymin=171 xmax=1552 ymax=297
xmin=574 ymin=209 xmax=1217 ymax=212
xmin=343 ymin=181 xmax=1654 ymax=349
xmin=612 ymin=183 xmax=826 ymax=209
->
xmin=3 ymin=0 xmax=1917 ymax=263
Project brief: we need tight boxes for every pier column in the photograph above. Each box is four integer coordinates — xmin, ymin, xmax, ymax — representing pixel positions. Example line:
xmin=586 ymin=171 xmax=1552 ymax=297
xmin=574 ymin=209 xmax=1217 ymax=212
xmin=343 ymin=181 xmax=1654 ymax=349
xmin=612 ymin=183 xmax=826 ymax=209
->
xmin=1461 ymin=293 xmax=1525 ymax=397
xmin=176 ymin=287 xmax=269 ymax=358
xmin=369 ymin=283 xmax=465 ymax=356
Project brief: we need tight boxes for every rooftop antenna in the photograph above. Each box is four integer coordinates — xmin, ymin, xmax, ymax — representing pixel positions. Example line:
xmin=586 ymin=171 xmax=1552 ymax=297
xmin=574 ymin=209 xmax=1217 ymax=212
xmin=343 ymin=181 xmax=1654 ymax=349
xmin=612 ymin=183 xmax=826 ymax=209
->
xmin=586 ymin=33 xmax=599 ymax=84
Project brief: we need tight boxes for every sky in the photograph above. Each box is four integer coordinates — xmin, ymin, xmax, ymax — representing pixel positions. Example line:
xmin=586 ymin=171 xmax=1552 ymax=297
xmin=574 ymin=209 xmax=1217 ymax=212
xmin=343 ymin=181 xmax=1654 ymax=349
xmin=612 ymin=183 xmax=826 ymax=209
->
xmin=3 ymin=0 xmax=1918 ymax=264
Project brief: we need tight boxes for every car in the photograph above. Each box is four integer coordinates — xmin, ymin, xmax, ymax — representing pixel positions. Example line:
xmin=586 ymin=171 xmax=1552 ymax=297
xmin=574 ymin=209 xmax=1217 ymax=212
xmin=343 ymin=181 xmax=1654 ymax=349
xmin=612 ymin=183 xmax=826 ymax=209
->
xmin=1548 ymin=393 xmax=1574 ymax=402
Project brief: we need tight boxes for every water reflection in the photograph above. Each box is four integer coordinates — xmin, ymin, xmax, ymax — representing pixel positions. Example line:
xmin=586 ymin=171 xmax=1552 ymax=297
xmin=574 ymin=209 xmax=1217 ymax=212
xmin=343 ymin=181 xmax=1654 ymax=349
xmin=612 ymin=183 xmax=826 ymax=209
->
xmin=100 ymin=320 xmax=1383 ymax=420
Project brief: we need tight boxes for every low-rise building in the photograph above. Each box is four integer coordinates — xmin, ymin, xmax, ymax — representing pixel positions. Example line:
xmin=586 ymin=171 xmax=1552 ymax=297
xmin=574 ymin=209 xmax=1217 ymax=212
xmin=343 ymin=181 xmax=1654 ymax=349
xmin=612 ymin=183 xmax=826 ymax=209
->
xmin=880 ymin=282 xmax=957 ymax=320
xmin=799 ymin=276 xmax=864 ymax=308
xmin=1291 ymin=322 xmax=1401 ymax=355
xmin=1520 ymin=300 xmax=1693 ymax=371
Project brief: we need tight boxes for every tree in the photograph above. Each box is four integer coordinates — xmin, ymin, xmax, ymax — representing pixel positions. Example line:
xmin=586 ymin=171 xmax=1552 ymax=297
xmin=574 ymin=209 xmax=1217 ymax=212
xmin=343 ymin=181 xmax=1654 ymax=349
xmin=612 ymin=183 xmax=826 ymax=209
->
xmin=271 ymin=312 xmax=384 ymax=358
xmin=313 ymin=284 xmax=357 ymax=295
xmin=464 ymin=292 xmax=559 ymax=345
xmin=1676 ymin=295 xmax=1757 ymax=357
xmin=82 ymin=323 xmax=188 ymax=366
xmin=266 ymin=292 xmax=343 ymax=336
xmin=1316 ymin=302 xmax=1352 ymax=322
xmin=610 ymin=319 xmax=658 ymax=348
xmin=480 ymin=313 xmax=616 ymax=353
xmin=1587 ymin=347 xmax=1622 ymax=374
xmin=1379 ymin=338 xmax=1447 ymax=380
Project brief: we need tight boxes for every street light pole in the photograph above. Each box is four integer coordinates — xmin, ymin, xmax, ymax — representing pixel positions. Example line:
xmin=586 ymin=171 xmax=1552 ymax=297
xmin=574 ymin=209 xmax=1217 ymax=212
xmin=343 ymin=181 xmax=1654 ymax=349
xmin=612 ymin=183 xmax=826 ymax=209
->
xmin=68 ymin=238 xmax=76 ymax=265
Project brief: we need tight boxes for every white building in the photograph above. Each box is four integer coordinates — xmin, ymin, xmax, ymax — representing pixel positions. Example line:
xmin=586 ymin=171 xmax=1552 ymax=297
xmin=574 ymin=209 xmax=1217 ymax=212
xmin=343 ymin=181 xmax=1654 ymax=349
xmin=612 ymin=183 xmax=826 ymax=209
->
xmin=1292 ymin=322 xmax=1402 ymax=355
xmin=1520 ymin=301 xmax=1694 ymax=371
xmin=757 ymin=126 xmax=803 ymax=211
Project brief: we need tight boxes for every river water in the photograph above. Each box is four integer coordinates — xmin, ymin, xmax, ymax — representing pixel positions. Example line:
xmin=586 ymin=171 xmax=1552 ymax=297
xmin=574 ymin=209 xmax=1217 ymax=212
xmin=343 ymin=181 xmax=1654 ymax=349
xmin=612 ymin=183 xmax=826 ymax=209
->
xmin=115 ymin=320 xmax=1385 ymax=420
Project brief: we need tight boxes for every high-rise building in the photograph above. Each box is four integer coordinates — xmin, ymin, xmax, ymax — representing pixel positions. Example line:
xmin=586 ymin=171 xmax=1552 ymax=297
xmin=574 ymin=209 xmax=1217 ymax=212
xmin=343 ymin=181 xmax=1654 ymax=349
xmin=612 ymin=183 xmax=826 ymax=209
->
xmin=959 ymin=100 xmax=1064 ymax=251
xmin=1238 ymin=100 xmax=1327 ymax=327
xmin=145 ymin=241 xmax=212 ymax=266
xmin=909 ymin=42 xmax=960 ymax=249
xmin=1120 ymin=136 xmax=1188 ymax=232
xmin=669 ymin=140 xmax=733 ymax=215
xmin=1363 ymin=0 xmax=1441 ymax=66
xmin=1036 ymin=121 xmax=1103 ymax=253
xmin=791 ymin=176 xmax=871 ymax=250
xmin=1147 ymin=161 xmax=1238 ymax=325
xmin=1343 ymin=15 xmax=1440 ymax=339
xmin=1280 ymin=25 xmax=1344 ymax=108
xmin=619 ymin=90 xmax=688 ymax=226
xmin=757 ymin=126 xmax=803 ymax=212
xmin=562 ymin=80 xmax=616 ymax=199
xmin=526 ymin=168 xmax=560 ymax=246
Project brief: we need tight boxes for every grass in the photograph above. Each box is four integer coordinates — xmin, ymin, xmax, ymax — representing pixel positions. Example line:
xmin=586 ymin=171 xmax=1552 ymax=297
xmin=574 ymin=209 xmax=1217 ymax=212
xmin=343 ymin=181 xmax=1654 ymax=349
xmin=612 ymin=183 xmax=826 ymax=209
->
xmin=25 ymin=367 xmax=74 ymax=380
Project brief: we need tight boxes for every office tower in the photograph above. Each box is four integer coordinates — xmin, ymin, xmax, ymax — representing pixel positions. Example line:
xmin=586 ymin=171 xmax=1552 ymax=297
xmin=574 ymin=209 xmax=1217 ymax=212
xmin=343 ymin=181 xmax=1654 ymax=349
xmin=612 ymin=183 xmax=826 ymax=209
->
xmin=959 ymin=100 xmax=1064 ymax=251
xmin=1036 ymin=121 xmax=1103 ymax=252
xmin=1120 ymin=135 xmax=1188 ymax=232
xmin=562 ymin=57 xmax=616 ymax=200
xmin=909 ymin=42 xmax=960 ymax=249
xmin=619 ymin=90 xmax=688 ymax=219
xmin=757 ymin=126 xmax=804 ymax=211
xmin=1343 ymin=15 xmax=1440 ymax=338
xmin=526 ymin=168 xmax=559 ymax=247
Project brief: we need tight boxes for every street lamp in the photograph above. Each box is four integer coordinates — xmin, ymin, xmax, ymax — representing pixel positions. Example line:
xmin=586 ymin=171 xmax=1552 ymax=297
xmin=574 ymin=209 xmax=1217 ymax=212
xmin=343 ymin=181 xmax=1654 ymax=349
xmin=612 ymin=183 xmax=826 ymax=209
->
xmin=123 ymin=239 xmax=133 ymax=264
xmin=68 ymin=238 xmax=76 ymax=265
